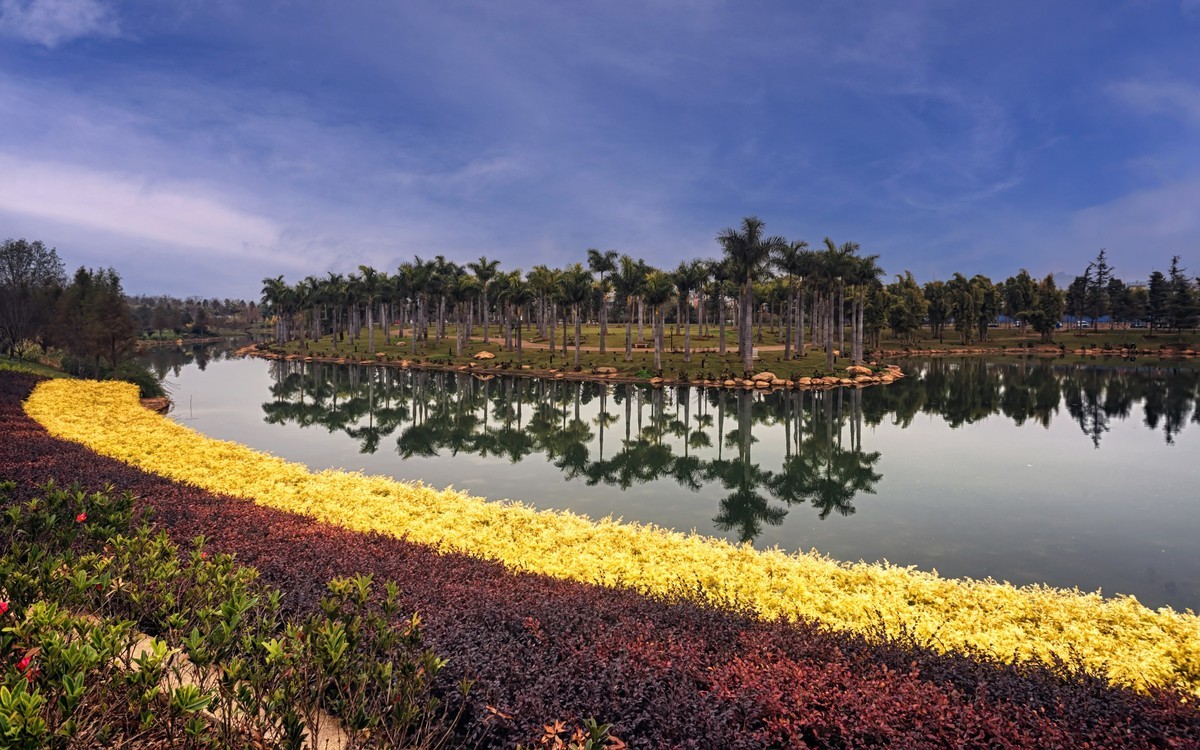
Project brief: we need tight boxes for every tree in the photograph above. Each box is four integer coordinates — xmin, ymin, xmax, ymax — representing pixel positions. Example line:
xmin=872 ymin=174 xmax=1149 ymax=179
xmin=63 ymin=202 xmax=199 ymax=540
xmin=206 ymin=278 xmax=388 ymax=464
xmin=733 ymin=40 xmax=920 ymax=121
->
xmin=642 ymin=270 xmax=674 ymax=371
xmin=717 ymin=217 xmax=786 ymax=373
xmin=467 ymin=256 xmax=501 ymax=343
xmin=53 ymin=267 xmax=137 ymax=376
xmin=1020 ymin=274 xmax=1064 ymax=342
xmin=587 ymin=249 xmax=618 ymax=354
xmin=0 ymin=238 xmax=66 ymax=356
xmin=611 ymin=255 xmax=644 ymax=363
xmin=773 ymin=239 xmax=811 ymax=359
xmin=886 ymin=272 xmax=927 ymax=345
xmin=924 ymin=280 xmax=949 ymax=342
xmin=1146 ymin=271 xmax=1169 ymax=331
xmin=673 ymin=260 xmax=706 ymax=363
xmin=1003 ymin=270 xmax=1037 ymax=333
xmin=1083 ymin=249 xmax=1113 ymax=328
xmin=1166 ymin=256 xmax=1199 ymax=333
xmin=559 ymin=263 xmax=593 ymax=366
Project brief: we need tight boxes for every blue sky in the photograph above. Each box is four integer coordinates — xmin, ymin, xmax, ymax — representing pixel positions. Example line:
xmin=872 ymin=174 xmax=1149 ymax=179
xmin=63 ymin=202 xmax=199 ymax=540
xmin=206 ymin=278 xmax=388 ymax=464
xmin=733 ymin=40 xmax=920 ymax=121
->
xmin=1 ymin=0 xmax=1198 ymax=298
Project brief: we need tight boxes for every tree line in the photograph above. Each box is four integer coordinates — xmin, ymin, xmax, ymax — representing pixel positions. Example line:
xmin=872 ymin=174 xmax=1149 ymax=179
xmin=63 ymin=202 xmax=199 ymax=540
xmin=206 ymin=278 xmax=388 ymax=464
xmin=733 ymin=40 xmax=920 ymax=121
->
xmin=260 ymin=217 xmax=1200 ymax=376
xmin=0 ymin=238 xmax=147 ymax=386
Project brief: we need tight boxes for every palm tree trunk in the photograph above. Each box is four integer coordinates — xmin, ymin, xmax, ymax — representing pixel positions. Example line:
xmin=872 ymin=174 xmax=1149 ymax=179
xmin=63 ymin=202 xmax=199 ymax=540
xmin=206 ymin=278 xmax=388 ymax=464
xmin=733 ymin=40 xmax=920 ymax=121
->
xmin=797 ymin=287 xmax=805 ymax=356
xmin=625 ymin=299 xmax=633 ymax=362
xmin=741 ymin=280 xmax=754 ymax=373
xmin=718 ymin=294 xmax=726 ymax=355
xmin=654 ymin=304 xmax=663 ymax=371
xmin=637 ymin=298 xmax=645 ymax=346
xmin=599 ymin=294 xmax=608 ymax=354
xmin=573 ymin=304 xmax=582 ymax=367
xmin=684 ymin=295 xmax=692 ymax=363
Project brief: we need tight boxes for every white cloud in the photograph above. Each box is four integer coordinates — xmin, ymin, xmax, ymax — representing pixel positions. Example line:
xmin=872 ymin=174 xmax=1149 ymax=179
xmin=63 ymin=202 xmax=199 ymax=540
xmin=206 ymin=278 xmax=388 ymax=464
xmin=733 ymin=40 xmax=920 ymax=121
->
xmin=0 ymin=154 xmax=281 ymax=254
xmin=0 ymin=0 xmax=119 ymax=47
xmin=1109 ymin=79 xmax=1200 ymax=125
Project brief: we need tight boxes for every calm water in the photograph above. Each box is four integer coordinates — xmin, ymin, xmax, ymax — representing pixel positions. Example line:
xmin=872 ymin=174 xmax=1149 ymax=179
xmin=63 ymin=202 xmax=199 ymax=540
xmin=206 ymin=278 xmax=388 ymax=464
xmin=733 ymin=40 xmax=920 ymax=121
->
xmin=145 ymin=345 xmax=1200 ymax=611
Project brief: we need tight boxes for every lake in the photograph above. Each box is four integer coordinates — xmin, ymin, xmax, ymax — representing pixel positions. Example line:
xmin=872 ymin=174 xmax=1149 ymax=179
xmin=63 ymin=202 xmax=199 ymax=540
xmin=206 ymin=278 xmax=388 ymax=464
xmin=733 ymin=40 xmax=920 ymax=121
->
xmin=144 ymin=344 xmax=1200 ymax=612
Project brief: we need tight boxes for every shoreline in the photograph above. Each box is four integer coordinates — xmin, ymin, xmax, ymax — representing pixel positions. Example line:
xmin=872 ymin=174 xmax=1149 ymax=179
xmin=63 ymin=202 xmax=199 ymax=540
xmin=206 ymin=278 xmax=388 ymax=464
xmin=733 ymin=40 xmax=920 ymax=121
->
xmin=235 ymin=344 xmax=907 ymax=391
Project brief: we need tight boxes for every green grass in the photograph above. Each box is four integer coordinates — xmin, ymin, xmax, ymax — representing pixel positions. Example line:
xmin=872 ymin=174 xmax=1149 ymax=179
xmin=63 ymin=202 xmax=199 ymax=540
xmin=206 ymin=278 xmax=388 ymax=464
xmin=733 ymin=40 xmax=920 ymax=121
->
xmin=0 ymin=355 xmax=71 ymax=378
xmin=273 ymin=321 xmax=1200 ymax=380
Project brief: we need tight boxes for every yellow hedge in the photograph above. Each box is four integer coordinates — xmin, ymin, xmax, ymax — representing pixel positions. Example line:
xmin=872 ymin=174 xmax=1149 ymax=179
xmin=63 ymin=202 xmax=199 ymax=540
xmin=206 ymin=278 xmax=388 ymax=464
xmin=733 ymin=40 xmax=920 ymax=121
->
xmin=23 ymin=379 xmax=1200 ymax=696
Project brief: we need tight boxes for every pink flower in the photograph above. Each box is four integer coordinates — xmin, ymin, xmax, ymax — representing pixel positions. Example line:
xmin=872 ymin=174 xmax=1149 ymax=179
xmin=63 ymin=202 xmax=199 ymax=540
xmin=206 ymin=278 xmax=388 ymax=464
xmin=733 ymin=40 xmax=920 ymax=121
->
xmin=16 ymin=655 xmax=31 ymax=672
xmin=0 ymin=601 xmax=8 ymax=616
xmin=76 ymin=512 xmax=87 ymax=523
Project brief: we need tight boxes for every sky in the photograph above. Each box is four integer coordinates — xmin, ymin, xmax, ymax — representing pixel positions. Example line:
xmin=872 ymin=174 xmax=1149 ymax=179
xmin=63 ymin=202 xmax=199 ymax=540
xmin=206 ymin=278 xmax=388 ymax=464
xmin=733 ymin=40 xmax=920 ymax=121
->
xmin=0 ymin=0 xmax=1198 ymax=299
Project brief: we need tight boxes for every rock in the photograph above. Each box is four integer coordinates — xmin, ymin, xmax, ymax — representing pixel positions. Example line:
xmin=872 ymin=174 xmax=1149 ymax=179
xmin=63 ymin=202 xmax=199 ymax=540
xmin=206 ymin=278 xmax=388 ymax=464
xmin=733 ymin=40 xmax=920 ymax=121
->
xmin=649 ymin=377 xmax=665 ymax=385
xmin=796 ymin=377 xmax=812 ymax=386
xmin=854 ymin=374 xmax=875 ymax=383
xmin=555 ymin=372 xmax=565 ymax=378
xmin=723 ymin=379 xmax=737 ymax=387
xmin=770 ymin=378 xmax=786 ymax=387
xmin=473 ymin=351 xmax=496 ymax=360
xmin=880 ymin=375 xmax=895 ymax=383
xmin=521 ymin=364 xmax=533 ymax=370
xmin=751 ymin=371 xmax=776 ymax=382
xmin=595 ymin=366 xmax=618 ymax=374
xmin=755 ymin=380 xmax=770 ymax=388
xmin=784 ymin=380 xmax=795 ymax=387
xmin=846 ymin=365 xmax=872 ymax=376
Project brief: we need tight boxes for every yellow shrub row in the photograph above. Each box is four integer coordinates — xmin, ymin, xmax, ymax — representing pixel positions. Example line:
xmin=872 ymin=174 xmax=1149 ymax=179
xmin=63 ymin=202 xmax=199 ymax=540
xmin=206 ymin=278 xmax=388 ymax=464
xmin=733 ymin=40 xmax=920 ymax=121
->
xmin=23 ymin=379 xmax=1200 ymax=696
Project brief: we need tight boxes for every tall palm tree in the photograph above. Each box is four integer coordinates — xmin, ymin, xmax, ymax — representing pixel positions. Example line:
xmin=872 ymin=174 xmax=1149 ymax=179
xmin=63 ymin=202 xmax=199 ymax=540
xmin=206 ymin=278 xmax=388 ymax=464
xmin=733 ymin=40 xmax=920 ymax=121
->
xmin=260 ymin=275 xmax=292 ymax=343
xmin=527 ymin=265 xmax=556 ymax=340
xmin=357 ymin=265 xmax=382 ymax=355
xmin=587 ymin=249 xmax=618 ymax=354
xmin=467 ymin=256 xmax=501 ymax=344
xmin=674 ymin=260 xmax=707 ymax=363
xmin=507 ymin=276 xmax=536 ymax=362
xmin=611 ymin=255 xmax=644 ymax=363
xmin=717 ymin=216 xmax=786 ymax=373
xmin=773 ymin=239 xmax=810 ymax=359
xmin=560 ymin=263 xmax=593 ymax=367
xmin=642 ymin=270 xmax=674 ymax=371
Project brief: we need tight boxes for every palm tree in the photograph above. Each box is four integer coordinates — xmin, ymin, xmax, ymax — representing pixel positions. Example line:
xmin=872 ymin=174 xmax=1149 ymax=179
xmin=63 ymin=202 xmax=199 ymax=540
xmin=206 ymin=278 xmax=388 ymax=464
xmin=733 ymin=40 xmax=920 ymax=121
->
xmin=642 ymin=270 xmax=674 ymax=371
xmin=773 ymin=239 xmax=810 ymax=359
xmin=611 ymin=255 xmax=644 ymax=363
xmin=467 ymin=256 xmax=501 ymax=344
xmin=674 ymin=260 xmax=707 ymax=363
xmin=507 ymin=276 xmax=536 ymax=362
xmin=587 ymin=249 xmax=618 ymax=354
xmin=717 ymin=216 xmax=786 ymax=373
xmin=527 ymin=265 xmax=556 ymax=340
xmin=849 ymin=252 xmax=883 ymax=362
xmin=357 ymin=265 xmax=382 ymax=355
xmin=560 ymin=263 xmax=593 ymax=367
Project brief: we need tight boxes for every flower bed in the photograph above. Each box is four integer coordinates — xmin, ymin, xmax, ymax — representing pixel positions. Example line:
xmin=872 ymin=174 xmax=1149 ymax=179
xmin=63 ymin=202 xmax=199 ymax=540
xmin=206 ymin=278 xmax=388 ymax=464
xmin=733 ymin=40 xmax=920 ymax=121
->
xmin=3 ymin=372 xmax=1199 ymax=747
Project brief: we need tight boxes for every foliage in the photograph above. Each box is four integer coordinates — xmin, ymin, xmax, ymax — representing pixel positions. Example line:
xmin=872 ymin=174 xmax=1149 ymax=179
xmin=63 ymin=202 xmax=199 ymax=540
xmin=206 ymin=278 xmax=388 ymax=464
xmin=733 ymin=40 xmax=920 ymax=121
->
xmin=3 ymin=371 xmax=1198 ymax=747
xmin=0 ymin=238 xmax=66 ymax=358
xmin=0 ymin=476 xmax=466 ymax=748
xmin=22 ymin=377 xmax=1200 ymax=699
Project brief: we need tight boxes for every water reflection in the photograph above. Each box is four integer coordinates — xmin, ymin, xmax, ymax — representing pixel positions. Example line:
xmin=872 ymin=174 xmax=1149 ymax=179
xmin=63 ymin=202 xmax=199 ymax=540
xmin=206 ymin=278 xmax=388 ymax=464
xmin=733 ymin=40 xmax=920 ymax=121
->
xmin=247 ymin=357 xmax=1199 ymax=544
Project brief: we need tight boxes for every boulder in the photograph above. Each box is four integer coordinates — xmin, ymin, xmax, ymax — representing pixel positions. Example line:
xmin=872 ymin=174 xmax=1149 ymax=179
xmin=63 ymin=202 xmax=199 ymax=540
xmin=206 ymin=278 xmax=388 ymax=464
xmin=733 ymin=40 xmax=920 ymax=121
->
xmin=797 ymin=377 xmax=812 ymax=386
xmin=473 ymin=351 xmax=496 ymax=360
xmin=595 ymin=366 xmax=618 ymax=374
xmin=846 ymin=365 xmax=872 ymax=376
xmin=754 ymin=380 xmax=770 ymax=388
xmin=723 ymin=379 xmax=737 ymax=387
xmin=649 ymin=377 xmax=665 ymax=386
xmin=770 ymin=378 xmax=786 ymax=387
xmin=751 ymin=371 xmax=776 ymax=382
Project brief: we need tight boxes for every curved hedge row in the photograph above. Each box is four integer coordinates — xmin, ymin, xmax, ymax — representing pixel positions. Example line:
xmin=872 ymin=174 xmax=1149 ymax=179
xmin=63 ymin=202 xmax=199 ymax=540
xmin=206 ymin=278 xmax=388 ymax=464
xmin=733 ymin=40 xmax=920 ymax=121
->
xmin=21 ymin=378 xmax=1200 ymax=698
xmin=4 ymin=372 xmax=1199 ymax=747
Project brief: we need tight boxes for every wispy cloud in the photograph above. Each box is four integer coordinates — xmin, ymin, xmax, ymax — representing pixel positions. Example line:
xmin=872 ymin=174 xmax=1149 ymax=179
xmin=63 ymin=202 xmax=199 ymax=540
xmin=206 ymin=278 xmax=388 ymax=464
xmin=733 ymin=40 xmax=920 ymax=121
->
xmin=0 ymin=0 xmax=119 ymax=47
xmin=0 ymin=154 xmax=280 ymax=252
xmin=1108 ymin=79 xmax=1200 ymax=125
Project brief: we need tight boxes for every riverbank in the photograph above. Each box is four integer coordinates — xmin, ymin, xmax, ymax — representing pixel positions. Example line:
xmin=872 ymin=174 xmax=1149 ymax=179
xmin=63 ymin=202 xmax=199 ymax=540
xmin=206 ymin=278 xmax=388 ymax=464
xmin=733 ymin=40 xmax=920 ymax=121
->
xmin=237 ymin=341 xmax=908 ymax=391
xmin=7 ymin=370 xmax=1200 ymax=746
